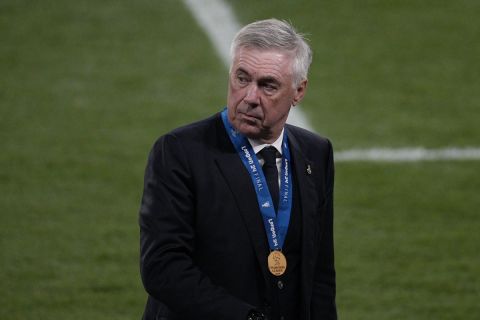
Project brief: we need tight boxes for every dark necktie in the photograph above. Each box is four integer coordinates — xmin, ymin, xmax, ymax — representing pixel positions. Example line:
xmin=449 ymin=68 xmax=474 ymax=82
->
xmin=259 ymin=146 xmax=279 ymax=212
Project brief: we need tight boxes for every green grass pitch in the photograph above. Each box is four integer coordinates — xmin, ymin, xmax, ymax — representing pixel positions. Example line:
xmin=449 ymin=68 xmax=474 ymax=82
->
xmin=1 ymin=1 xmax=479 ymax=319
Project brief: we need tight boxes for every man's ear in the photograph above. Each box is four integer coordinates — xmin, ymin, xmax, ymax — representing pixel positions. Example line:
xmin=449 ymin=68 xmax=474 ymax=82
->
xmin=292 ymin=79 xmax=308 ymax=106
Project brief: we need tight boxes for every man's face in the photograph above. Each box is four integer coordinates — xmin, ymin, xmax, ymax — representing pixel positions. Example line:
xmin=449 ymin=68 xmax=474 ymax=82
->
xmin=227 ymin=47 xmax=307 ymax=143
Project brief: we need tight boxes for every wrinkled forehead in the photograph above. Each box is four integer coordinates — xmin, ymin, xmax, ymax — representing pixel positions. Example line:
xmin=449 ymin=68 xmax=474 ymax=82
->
xmin=231 ymin=47 xmax=295 ymax=80
xmin=232 ymin=46 xmax=295 ymax=64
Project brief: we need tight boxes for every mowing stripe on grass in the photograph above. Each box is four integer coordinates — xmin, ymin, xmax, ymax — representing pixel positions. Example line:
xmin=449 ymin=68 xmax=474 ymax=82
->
xmin=182 ymin=0 xmax=479 ymax=162
xmin=182 ymin=0 xmax=314 ymax=132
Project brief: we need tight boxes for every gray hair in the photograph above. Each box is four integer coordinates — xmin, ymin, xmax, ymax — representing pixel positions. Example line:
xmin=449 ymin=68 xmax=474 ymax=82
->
xmin=230 ymin=18 xmax=312 ymax=87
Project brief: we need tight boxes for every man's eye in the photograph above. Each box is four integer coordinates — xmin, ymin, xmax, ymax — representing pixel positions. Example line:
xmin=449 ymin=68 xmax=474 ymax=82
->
xmin=237 ymin=76 xmax=249 ymax=84
xmin=263 ymin=84 xmax=278 ymax=93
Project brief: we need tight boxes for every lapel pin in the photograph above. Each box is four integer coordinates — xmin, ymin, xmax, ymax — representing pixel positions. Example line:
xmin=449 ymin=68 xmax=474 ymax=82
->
xmin=306 ymin=164 xmax=312 ymax=175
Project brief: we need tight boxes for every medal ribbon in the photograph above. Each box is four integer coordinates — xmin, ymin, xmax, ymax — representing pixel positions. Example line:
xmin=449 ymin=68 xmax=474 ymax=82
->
xmin=221 ymin=108 xmax=292 ymax=251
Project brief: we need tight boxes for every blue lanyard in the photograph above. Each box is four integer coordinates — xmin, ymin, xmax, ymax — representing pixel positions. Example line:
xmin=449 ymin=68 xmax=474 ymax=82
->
xmin=221 ymin=108 xmax=293 ymax=250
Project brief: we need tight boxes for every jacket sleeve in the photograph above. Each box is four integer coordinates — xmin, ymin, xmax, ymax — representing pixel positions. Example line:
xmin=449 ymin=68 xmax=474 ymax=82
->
xmin=139 ymin=134 xmax=253 ymax=319
xmin=311 ymin=139 xmax=337 ymax=319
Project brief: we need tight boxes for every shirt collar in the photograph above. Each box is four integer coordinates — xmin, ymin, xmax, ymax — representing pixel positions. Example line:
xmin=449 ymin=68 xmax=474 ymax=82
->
xmin=248 ymin=128 xmax=284 ymax=155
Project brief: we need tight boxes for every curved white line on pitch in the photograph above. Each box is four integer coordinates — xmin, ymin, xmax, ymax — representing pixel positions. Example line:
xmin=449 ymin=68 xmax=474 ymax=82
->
xmin=336 ymin=147 xmax=480 ymax=162
xmin=182 ymin=0 xmax=314 ymax=131
xmin=182 ymin=0 xmax=237 ymax=65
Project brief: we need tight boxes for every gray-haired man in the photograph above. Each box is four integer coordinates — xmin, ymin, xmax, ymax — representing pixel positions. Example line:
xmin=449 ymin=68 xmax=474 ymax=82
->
xmin=140 ymin=19 xmax=337 ymax=320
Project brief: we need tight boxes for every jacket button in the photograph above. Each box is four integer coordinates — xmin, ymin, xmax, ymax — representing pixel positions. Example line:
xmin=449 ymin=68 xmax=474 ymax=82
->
xmin=277 ymin=280 xmax=284 ymax=289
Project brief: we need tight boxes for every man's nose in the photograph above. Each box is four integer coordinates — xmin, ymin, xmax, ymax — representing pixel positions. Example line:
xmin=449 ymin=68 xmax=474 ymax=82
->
xmin=243 ymin=84 xmax=260 ymax=106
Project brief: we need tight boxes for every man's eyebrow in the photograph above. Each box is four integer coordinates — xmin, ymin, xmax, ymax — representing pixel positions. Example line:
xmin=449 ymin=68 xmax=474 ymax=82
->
xmin=235 ymin=68 xmax=249 ymax=75
xmin=258 ymin=76 xmax=281 ymax=85
xmin=234 ymin=68 xmax=281 ymax=85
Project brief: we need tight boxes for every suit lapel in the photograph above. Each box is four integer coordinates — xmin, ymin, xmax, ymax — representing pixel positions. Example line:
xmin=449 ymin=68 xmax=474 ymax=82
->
xmin=213 ymin=118 xmax=270 ymax=277
xmin=286 ymin=127 xmax=321 ymax=306
xmin=287 ymin=128 xmax=318 ymax=250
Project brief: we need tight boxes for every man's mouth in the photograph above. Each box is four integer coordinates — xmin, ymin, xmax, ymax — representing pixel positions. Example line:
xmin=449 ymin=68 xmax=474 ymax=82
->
xmin=240 ymin=112 xmax=261 ymax=123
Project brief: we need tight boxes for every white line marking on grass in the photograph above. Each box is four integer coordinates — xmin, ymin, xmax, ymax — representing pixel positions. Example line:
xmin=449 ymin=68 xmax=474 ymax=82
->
xmin=336 ymin=147 xmax=480 ymax=162
xmin=183 ymin=0 xmax=479 ymax=162
xmin=182 ymin=0 xmax=314 ymax=131
xmin=182 ymin=0 xmax=238 ymax=66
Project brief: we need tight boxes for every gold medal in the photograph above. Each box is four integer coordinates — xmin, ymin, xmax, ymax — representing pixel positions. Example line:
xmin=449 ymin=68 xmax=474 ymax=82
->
xmin=268 ymin=250 xmax=287 ymax=276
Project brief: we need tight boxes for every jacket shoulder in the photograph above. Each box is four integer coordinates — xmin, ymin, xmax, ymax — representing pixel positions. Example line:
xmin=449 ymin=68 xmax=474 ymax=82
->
xmin=148 ymin=112 xmax=226 ymax=161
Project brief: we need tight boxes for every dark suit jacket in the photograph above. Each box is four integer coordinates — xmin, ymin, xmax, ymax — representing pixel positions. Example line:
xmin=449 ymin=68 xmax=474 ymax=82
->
xmin=139 ymin=112 xmax=336 ymax=320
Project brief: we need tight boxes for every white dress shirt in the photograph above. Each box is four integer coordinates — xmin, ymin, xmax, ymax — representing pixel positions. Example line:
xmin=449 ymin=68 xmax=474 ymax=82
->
xmin=248 ymin=128 xmax=284 ymax=186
